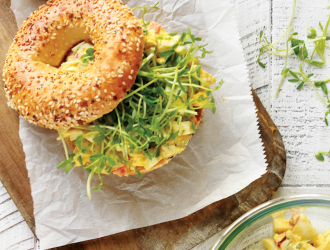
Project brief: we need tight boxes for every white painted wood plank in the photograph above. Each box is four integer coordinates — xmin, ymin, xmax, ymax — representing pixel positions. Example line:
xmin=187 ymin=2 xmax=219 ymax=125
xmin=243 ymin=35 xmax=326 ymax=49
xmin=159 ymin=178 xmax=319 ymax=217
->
xmin=0 ymin=222 xmax=35 ymax=250
xmin=271 ymin=0 xmax=330 ymax=190
xmin=232 ymin=0 xmax=272 ymax=112
xmin=0 ymin=181 xmax=36 ymax=250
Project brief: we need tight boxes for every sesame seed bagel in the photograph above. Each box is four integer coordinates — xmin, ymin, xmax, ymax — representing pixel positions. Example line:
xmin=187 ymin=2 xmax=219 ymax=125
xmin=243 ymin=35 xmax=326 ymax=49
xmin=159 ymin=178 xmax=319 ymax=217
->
xmin=3 ymin=0 xmax=144 ymax=129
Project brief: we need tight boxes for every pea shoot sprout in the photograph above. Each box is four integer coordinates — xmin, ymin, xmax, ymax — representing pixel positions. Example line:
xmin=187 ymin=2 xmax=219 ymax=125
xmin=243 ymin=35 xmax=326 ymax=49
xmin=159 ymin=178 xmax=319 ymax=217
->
xmin=257 ymin=0 xmax=330 ymax=162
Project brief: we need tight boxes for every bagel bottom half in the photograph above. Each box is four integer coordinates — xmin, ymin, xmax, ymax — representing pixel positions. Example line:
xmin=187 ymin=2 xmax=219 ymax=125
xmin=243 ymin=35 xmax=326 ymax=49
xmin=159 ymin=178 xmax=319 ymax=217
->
xmin=65 ymin=108 xmax=204 ymax=176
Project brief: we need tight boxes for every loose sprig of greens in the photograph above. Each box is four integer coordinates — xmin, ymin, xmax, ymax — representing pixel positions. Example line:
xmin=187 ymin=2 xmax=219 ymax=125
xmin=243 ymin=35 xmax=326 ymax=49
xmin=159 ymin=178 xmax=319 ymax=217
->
xmin=257 ymin=0 xmax=330 ymax=162
xmin=57 ymin=8 xmax=222 ymax=199
xmin=131 ymin=2 xmax=160 ymax=34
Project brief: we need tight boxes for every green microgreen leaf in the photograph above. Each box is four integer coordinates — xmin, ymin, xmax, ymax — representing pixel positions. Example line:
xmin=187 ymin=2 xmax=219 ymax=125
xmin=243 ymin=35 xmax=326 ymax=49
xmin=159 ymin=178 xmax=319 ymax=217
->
xmin=306 ymin=60 xmax=324 ymax=67
xmin=258 ymin=60 xmax=266 ymax=68
xmin=78 ymin=156 xmax=83 ymax=167
xmin=94 ymin=122 xmax=106 ymax=135
xmin=302 ymin=45 xmax=308 ymax=59
xmin=315 ymin=82 xmax=324 ymax=87
xmin=321 ymin=83 xmax=328 ymax=95
xmin=291 ymin=39 xmax=304 ymax=56
xmin=134 ymin=167 xmax=143 ymax=178
xmin=296 ymin=82 xmax=305 ymax=90
xmin=315 ymin=153 xmax=325 ymax=161
xmin=86 ymin=48 xmax=94 ymax=55
xmin=319 ymin=22 xmax=324 ymax=31
xmin=94 ymin=135 xmax=106 ymax=142
xmin=57 ymin=159 xmax=72 ymax=169
xmin=288 ymin=79 xmax=300 ymax=83
xmin=160 ymin=50 xmax=175 ymax=58
xmin=191 ymin=121 xmax=196 ymax=132
xmin=307 ymin=28 xmax=317 ymax=39
xmin=289 ymin=70 xmax=299 ymax=79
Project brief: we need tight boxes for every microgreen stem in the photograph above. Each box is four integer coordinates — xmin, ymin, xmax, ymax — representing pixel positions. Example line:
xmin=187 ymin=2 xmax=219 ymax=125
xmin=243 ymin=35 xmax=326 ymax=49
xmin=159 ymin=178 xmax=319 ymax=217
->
xmin=87 ymin=169 xmax=95 ymax=200
xmin=276 ymin=75 xmax=287 ymax=98
xmin=124 ymin=79 xmax=158 ymax=100
xmin=58 ymin=129 xmax=69 ymax=160
xmin=287 ymin=0 xmax=297 ymax=29
xmin=309 ymin=81 xmax=328 ymax=105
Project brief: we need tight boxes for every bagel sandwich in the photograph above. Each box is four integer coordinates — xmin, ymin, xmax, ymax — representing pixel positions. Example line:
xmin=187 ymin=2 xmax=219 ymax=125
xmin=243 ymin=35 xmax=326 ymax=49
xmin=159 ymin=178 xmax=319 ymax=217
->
xmin=3 ymin=0 xmax=222 ymax=198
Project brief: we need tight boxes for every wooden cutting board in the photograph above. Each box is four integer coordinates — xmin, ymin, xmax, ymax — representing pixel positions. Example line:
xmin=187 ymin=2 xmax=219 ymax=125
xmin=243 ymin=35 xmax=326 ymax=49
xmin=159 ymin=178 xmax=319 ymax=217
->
xmin=0 ymin=0 xmax=286 ymax=249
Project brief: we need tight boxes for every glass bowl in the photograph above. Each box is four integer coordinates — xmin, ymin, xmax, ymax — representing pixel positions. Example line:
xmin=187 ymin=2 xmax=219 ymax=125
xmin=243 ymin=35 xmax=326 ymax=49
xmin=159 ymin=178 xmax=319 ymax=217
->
xmin=211 ymin=194 xmax=330 ymax=250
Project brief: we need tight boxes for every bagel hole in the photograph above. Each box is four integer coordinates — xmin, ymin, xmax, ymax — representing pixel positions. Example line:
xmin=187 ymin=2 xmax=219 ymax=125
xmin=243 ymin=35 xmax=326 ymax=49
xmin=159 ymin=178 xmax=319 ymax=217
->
xmin=59 ymin=40 xmax=94 ymax=71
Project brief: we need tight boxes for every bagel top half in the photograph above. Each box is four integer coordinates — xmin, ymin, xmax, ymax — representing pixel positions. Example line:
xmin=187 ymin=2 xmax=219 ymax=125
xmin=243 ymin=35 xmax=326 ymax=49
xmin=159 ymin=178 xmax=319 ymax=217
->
xmin=3 ymin=0 xmax=144 ymax=129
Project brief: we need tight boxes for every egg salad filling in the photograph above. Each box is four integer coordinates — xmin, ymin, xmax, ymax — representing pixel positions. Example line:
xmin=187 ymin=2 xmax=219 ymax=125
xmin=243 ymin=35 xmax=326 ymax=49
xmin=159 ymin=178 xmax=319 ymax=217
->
xmin=57 ymin=4 xmax=222 ymax=199
xmin=262 ymin=212 xmax=330 ymax=250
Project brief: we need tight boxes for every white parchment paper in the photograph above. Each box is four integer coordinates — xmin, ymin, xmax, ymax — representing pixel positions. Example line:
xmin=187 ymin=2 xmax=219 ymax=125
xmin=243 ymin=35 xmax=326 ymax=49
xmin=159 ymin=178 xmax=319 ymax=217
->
xmin=11 ymin=0 xmax=267 ymax=248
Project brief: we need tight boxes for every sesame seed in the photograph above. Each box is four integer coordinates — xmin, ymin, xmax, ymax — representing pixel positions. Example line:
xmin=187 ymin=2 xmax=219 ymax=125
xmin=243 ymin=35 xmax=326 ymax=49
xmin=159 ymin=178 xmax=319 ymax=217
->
xmin=111 ymin=92 xmax=116 ymax=96
xmin=123 ymin=82 xmax=126 ymax=85
xmin=104 ymin=89 xmax=107 ymax=93
xmin=118 ymin=74 xmax=123 ymax=78
xmin=128 ymin=75 xmax=133 ymax=80
xmin=130 ymin=69 xmax=134 ymax=74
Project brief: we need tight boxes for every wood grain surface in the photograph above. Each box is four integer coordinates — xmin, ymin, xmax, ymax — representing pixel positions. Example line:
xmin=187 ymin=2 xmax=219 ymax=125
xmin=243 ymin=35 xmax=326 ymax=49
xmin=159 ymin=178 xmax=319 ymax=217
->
xmin=0 ymin=1 xmax=286 ymax=249
xmin=0 ymin=0 xmax=35 ymax=236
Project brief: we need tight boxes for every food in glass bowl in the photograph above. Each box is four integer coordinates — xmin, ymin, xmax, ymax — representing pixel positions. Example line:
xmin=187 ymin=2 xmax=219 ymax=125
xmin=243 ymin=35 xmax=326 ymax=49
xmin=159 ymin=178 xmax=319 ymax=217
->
xmin=212 ymin=195 xmax=330 ymax=250
xmin=262 ymin=210 xmax=330 ymax=250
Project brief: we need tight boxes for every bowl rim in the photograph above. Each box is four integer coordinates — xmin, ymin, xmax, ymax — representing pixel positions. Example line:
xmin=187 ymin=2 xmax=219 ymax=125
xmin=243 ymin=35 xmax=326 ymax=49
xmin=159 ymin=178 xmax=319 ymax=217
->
xmin=211 ymin=194 xmax=330 ymax=250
